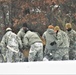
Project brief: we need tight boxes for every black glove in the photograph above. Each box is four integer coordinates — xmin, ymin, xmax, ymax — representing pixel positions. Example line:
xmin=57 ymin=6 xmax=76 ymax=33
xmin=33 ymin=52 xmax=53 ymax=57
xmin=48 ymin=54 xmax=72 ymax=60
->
xmin=50 ymin=41 xmax=56 ymax=46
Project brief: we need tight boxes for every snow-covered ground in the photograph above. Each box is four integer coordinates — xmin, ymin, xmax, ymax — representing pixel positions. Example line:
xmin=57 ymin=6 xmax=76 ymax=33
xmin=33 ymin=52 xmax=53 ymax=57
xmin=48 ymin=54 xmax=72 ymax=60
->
xmin=0 ymin=60 xmax=76 ymax=74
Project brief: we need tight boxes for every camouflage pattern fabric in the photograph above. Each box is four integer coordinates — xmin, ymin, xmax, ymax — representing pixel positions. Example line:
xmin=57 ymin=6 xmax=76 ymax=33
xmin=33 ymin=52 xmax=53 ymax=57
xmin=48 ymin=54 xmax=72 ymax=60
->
xmin=28 ymin=42 xmax=43 ymax=61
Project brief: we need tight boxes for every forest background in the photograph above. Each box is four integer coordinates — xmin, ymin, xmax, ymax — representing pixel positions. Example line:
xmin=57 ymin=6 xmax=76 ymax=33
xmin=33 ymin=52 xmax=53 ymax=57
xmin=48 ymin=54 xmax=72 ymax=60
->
xmin=0 ymin=0 xmax=76 ymax=41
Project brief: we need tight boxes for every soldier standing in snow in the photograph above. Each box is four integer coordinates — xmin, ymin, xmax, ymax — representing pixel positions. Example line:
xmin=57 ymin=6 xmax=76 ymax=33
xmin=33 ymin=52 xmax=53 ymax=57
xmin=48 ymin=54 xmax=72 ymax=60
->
xmin=65 ymin=23 xmax=76 ymax=60
xmin=1 ymin=27 xmax=22 ymax=62
xmin=54 ymin=26 xmax=69 ymax=60
xmin=42 ymin=25 xmax=57 ymax=61
xmin=17 ymin=23 xmax=29 ymax=62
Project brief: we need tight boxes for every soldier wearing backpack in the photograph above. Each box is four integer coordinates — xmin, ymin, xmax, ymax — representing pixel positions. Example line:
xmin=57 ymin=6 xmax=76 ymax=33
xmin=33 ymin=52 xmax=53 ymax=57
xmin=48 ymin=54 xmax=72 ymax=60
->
xmin=0 ymin=27 xmax=23 ymax=62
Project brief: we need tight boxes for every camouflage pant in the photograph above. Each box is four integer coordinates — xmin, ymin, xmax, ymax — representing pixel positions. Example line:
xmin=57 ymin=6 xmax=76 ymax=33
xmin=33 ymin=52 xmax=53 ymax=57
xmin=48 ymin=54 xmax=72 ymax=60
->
xmin=18 ymin=52 xmax=25 ymax=62
xmin=0 ymin=54 xmax=3 ymax=63
xmin=43 ymin=48 xmax=55 ymax=60
xmin=5 ymin=50 xmax=20 ymax=63
xmin=69 ymin=49 xmax=76 ymax=60
xmin=28 ymin=42 xmax=43 ymax=62
xmin=53 ymin=49 xmax=69 ymax=60
xmin=44 ymin=48 xmax=69 ymax=61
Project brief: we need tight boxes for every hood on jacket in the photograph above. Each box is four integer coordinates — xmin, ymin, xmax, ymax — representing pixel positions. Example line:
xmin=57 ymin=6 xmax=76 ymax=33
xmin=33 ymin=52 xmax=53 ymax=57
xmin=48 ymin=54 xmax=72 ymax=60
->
xmin=47 ymin=29 xmax=55 ymax=34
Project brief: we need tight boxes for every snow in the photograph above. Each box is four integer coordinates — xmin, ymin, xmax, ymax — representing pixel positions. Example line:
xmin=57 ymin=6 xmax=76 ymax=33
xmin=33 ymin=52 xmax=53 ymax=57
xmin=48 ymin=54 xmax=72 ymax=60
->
xmin=0 ymin=60 xmax=76 ymax=74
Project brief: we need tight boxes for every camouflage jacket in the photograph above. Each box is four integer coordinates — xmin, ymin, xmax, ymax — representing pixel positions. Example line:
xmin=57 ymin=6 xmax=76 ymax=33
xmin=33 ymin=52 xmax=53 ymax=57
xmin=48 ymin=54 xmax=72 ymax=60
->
xmin=1 ymin=31 xmax=22 ymax=53
xmin=56 ymin=30 xmax=69 ymax=48
xmin=23 ymin=30 xmax=42 ymax=49
xmin=66 ymin=29 xmax=76 ymax=47
xmin=17 ymin=28 xmax=25 ymax=42
xmin=42 ymin=29 xmax=57 ymax=50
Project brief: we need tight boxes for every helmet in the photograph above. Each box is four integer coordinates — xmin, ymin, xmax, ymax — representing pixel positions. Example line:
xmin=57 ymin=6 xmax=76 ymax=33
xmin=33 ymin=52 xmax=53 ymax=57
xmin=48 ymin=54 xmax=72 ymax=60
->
xmin=6 ymin=27 xmax=12 ymax=31
xmin=48 ymin=25 xmax=54 ymax=29
xmin=54 ymin=26 xmax=60 ymax=31
xmin=65 ymin=23 xmax=72 ymax=29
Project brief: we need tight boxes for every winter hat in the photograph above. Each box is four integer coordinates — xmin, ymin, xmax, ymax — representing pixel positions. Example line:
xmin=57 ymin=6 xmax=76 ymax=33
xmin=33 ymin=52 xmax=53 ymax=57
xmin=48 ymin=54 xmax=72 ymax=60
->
xmin=6 ymin=27 xmax=12 ymax=31
xmin=48 ymin=25 xmax=54 ymax=29
xmin=54 ymin=26 xmax=60 ymax=31
xmin=23 ymin=22 xmax=28 ymax=27
xmin=65 ymin=23 xmax=72 ymax=29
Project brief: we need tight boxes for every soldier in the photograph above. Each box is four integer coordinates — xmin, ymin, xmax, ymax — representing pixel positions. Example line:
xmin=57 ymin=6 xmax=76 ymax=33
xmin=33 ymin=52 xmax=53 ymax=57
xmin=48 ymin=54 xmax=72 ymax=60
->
xmin=0 ymin=44 xmax=3 ymax=63
xmin=54 ymin=26 xmax=69 ymax=60
xmin=23 ymin=27 xmax=43 ymax=62
xmin=0 ymin=27 xmax=23 ymax=62
xmin=17 ymin=23 xmax=28 ymax=62
xmin=17 ymin=23 xmax=28 ymax=42
xmin=65 ymin=23 xmax=76 ymax=60
xmin=42 ymin=25 xmax=57 ymax=61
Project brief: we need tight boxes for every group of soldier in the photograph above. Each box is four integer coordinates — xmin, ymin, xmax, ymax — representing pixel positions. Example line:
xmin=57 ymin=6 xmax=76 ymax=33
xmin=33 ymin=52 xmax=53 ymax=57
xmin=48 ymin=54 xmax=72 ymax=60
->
xmin=0 ymin=22 xmax=76 ymax=63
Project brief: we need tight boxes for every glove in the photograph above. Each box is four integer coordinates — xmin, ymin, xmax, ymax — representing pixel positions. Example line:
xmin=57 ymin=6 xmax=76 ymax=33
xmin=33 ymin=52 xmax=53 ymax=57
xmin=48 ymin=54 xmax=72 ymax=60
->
xmin=50 ymin=41 xmax=56 ymax=46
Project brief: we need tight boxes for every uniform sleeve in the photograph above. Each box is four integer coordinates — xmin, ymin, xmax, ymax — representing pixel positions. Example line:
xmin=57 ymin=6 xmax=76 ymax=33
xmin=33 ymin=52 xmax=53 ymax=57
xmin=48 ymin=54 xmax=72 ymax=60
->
xmin=73 ymin=30 xmax=76 ymax=41
xmin=73 ymin=30 xmax=76 ymax=45
xmin=17 ymin=36 xmax=23 ymax=50
xmin=42 ymin=32 xmax=46 ymax=40
xmin=64 ymin=33 xmax=69 ymax=47
xmin=23 ymin=35 xmax=29 ymax=49
xmin=42 ymin=33 xmax=46 ymax=45
xmin=0 ymin=35 xmax=6 ymax=47
xmin=56 ymin=32 xmax=63 ymax=47
xmin=0 ymin=35 xmax=6 ymax=55
xmin=17 ymin=30 xmax=22 ymax=40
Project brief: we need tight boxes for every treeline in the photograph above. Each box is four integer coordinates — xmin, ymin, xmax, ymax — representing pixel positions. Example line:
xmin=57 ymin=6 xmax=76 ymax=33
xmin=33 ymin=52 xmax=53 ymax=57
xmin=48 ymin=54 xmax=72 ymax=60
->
xmin=0 ymin=0 xmax=76 ymax=38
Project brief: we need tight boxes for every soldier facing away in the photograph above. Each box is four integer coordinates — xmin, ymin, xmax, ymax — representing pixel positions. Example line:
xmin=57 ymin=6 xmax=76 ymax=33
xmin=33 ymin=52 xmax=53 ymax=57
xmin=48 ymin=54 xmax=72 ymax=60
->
xmin=0 ymin=27 xmax=23 ymax=62
xmin=17 ymin=23 xmax=29 ymax=62
xmin=42 ymin=25 xmax=57 ymax=61
xmin=23 ymin=26 xmax=43 ymax=62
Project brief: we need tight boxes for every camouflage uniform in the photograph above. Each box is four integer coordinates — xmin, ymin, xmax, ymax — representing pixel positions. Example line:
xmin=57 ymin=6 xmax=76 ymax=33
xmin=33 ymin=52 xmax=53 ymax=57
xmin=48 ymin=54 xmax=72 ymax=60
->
xmin=0 ymin=45 xmax=3 ymax=63
xmin=66 ymin=29 xmax=76 ymax=60
xmin=55 ymin=30 xmax=69 ymax=60
xmin=42 ymin=29 xmax=57 ymax=60
xmin=17 ymin=28 xmax=27 ymax=62
xmin=1 ymin=30 xmax=22 ymax=62
xmin=23 ymin=30 xmax=43 ymax=62
xmin=17 ymin=28 xmax=26 ymax=42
